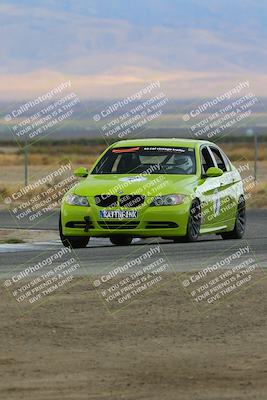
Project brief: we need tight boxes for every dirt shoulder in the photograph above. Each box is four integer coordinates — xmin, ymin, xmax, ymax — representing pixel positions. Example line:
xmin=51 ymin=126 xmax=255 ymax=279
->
xmin=0 ymin=229 xmax=58 ymax=244
xmin=0 ymin=274 xmax=267 ymax=400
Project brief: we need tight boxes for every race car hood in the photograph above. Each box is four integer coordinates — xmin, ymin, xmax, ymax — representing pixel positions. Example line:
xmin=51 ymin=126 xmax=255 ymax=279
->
xmin=73 ymin=174 xmax=198 ymax=197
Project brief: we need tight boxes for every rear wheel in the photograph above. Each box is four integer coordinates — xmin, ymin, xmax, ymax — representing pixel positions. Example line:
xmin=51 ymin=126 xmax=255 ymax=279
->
xmin=221 ymin=196 xmax=246 ymax=240
xmin=110 ymin=236 xmax=132 ymax=246
xmin=59 ymin=213 xmax=89 ymax=248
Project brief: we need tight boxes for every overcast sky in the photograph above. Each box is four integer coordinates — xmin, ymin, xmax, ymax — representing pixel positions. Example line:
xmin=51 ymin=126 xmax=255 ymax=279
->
xmin=0 ymin=0 xmax=266 ymax=99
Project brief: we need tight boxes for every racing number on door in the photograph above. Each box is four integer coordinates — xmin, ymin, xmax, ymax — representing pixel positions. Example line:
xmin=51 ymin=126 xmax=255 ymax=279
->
xmin=213 ymin=188 xmax=221 ymax=217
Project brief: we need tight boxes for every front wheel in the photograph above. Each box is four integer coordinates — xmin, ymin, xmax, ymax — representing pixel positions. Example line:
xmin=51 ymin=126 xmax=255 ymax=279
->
xmin=221 ymin=197 xmax=246 ymax=240
xmin=185 ymin=199 xmax=201 ymax=242
xmin=59 ymin=213 xmax=90 ymax=248
xmin=173 ymin=199 xmax=201 ymax=243
xmin=110 ymin=236 xmax=132 ymax=246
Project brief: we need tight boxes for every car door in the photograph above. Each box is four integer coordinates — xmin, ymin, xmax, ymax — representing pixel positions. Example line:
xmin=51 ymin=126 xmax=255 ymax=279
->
xmin=196 ymin=145 xmax=225 ymax=231
xmin=208 ymin=145 xmax=238 ymax=226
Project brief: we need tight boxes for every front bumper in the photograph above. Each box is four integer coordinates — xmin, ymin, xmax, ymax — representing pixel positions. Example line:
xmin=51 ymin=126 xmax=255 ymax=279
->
xmin=61 ymin=199 xmax=191 ymax=238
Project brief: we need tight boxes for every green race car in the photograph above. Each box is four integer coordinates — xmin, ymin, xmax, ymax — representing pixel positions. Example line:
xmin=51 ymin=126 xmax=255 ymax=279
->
xmin=60 ymin=138 xmax=246 ymax=247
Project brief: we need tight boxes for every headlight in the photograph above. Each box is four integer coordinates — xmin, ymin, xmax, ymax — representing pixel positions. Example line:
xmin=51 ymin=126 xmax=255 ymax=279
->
xmin=65 ymin=194 xmax=89 ymax=207
xmin=150 ymin=194 xmax=186 ymax=206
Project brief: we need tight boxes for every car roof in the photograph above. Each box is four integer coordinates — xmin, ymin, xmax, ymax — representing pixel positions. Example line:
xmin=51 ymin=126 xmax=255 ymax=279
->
xmin=111 ymin=138 xmax=214 ymax=149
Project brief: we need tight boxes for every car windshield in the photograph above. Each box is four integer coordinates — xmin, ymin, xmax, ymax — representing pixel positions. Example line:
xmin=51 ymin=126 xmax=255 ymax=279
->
xmin=92 ymin=146 xmax=196 ymax=175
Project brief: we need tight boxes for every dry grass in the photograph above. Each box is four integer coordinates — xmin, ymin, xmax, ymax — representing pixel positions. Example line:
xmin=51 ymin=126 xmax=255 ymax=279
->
xmin=0 ymin=143 xmax=266 ymax=166
xmin=220 ymin=143 xmax=267 ymax=161
xmin=246 ymin=182 xmax=267 ymax=208
xmin=0 ymin=153 xmax=99 ymax=166
xmin=0 ymin=144 xmax=106 ymax=166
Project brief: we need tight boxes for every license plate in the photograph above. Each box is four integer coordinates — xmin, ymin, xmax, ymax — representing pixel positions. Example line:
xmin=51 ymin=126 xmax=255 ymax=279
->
xmin=100 ymin=210 xmax=138 ymax=219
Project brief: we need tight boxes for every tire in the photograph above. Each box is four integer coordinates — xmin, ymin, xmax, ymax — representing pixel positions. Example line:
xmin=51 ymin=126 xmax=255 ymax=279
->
xmin=110 ymin=236 xmax=132 ymax=246
xmin=184 ymin=199 xmax=201 ymax=242
xmin=59 ymin=213 xmax=89 ymax=248
xmin=221 ymin=196 xmax=246 ymax=240
xmin=173 ymin=199 xmax=201 ymax=243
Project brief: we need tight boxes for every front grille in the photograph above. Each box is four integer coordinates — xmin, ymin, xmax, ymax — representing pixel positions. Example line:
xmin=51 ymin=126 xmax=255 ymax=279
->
xmin=98 ymin=221 xmax=140 ymax=230
xmin=95 ymin=194 xmax=145 ymax=208
xmin=119 ymin=195 xmax=145 ymax=207
xmin=95 ymin=195 xmax=118 ymax=207
xmin=146 ymin=221 xmax=178 ymax=229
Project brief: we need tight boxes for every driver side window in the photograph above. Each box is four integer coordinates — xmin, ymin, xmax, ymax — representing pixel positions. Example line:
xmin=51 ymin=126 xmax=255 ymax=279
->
xmin=201 ymin=146 xmax=215 ymax=174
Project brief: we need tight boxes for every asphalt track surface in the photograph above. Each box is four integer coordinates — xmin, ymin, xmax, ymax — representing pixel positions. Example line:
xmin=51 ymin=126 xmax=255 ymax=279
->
xmin=0 ymin=209 xmax=267 ymax=277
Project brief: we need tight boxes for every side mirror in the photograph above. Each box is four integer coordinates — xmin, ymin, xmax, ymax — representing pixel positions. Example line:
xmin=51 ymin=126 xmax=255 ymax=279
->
xmin=204 ymin=167 xmax=223 ymax=178
xmin=74 ymin=167 xmax=89 ymax=178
